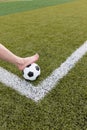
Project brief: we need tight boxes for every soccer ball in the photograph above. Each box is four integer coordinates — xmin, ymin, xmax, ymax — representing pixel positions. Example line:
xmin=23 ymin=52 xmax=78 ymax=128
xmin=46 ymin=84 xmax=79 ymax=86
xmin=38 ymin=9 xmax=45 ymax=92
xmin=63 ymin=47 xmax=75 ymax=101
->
xmin=22 ymin=63 xmax=41 ymax=81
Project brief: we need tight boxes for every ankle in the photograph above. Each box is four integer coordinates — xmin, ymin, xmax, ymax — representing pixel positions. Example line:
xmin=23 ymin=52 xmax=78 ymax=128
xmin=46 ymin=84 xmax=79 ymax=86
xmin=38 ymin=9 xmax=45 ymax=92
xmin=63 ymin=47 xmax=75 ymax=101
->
xmin=16 ymin=57 xmax=24 ymax=69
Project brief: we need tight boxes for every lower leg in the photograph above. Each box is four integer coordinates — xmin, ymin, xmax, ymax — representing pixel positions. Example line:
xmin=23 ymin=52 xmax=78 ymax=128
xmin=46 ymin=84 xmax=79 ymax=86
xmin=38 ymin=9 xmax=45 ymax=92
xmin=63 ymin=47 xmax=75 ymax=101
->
xmin=0 ymin=44 xmax=39 ymax=70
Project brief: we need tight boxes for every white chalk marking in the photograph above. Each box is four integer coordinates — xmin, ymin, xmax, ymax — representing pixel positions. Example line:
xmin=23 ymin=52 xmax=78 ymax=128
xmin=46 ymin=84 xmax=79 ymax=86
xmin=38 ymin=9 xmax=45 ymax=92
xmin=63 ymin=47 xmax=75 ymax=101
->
xmin=0 ymin=41 xmax=87 ymax=102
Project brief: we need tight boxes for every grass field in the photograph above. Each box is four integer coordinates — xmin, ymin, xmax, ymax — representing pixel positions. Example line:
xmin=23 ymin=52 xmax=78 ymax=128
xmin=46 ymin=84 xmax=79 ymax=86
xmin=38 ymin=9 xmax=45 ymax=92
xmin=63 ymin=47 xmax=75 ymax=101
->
xmin=0 ymin=0 xmax=87 ymax=130
xmin=0 ymin=0 xmax=74 ymax=16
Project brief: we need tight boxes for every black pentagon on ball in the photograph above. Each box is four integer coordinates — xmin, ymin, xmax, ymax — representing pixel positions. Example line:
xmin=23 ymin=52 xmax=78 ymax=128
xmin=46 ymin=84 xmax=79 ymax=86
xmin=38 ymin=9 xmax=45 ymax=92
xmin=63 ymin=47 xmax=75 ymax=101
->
xmin=35 ymin=66 xmax=39 ymax=71
xmin=26 ymin=64 xmax=31 ymax=67
xmin=28 ymin=71 xmax=34 ymax=77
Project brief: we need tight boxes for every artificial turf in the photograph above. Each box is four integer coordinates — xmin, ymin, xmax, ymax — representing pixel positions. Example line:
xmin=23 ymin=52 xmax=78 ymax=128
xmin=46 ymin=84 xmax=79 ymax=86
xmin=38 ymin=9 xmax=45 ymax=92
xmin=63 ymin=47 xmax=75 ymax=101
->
xmin=0 ymin=0 xmax=74 ymax=16
xmin=0 ymin=0 xmax=87 ymax=129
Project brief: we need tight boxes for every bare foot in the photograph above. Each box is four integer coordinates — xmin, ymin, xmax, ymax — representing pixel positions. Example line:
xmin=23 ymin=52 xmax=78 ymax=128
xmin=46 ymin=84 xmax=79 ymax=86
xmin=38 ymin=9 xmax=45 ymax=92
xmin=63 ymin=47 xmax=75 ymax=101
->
xmin=17 ymin=53 xmax=39 ymax=70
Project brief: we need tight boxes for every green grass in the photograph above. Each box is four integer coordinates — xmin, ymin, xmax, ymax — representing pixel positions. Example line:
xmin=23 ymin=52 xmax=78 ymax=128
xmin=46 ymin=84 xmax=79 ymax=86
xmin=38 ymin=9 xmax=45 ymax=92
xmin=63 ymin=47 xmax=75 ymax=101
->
xmin=0 ymin=0 xmax=74 ymax=16
xmin=0 ymin=0 xmax=87 ymax=129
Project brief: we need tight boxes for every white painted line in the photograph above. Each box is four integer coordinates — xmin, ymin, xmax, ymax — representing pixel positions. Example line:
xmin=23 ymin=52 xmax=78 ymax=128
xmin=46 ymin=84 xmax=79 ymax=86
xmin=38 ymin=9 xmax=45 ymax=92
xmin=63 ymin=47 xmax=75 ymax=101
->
xmin=0 ymin=41 xmax=87 ymax=102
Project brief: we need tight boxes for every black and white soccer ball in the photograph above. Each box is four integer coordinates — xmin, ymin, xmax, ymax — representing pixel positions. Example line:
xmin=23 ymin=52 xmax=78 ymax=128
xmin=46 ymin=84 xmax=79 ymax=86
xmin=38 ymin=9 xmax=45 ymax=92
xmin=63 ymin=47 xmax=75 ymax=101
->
xmin=22 ymin=63 xmax=41 ymax=81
